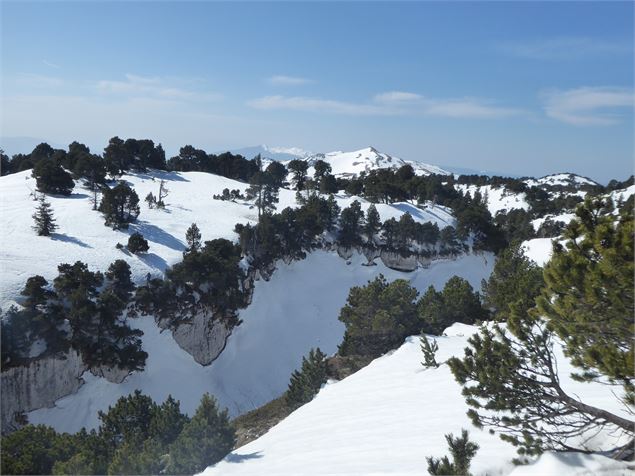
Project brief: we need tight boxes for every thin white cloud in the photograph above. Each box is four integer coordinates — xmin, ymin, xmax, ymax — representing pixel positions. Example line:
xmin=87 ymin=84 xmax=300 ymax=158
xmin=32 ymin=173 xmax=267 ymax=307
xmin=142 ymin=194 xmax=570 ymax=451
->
xmin=42 ymin=60 xmax=61 ymax=69
xmin=373 ymin=91 xmax=423 ymax=104
xmin=499 ymin=37 xmax=632 ymax=60
xmin=543 ymin=87 xmax=634 ymax=126
xmin=96 ymin=74 xmax=220 ymax=102
xmin=267 ymin=75 xmax=314 ymax=86
xmin=249 ymin=91 xmax=522 ymax=119
xmin=17 ymin=73 xmax=65 ymax=88
xmin=249 ymin=95 xmax=384 ymax=115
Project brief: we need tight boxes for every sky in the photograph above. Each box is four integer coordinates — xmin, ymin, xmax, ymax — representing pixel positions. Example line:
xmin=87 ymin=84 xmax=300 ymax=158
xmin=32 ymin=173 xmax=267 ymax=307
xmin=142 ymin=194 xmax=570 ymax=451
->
xmin=1 ymin=1 xmax=633 ymax=183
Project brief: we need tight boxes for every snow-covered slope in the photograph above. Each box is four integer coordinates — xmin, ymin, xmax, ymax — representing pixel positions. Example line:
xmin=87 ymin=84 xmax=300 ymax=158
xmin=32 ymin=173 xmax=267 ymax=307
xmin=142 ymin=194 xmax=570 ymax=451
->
xmin=307 ymin=147 xmax=449 ymax=178
xmin=0 ymin=169 xmax=453 ymax=308
xmin=525 ymin=173 xmax=600 ymax=188
xmin=202 ymin=323 xmax=631 ymax=476
xmin=455 ymin=184 xmax=530 ymax=216
xmin=28 ymin=251 xmax=493 ymax=432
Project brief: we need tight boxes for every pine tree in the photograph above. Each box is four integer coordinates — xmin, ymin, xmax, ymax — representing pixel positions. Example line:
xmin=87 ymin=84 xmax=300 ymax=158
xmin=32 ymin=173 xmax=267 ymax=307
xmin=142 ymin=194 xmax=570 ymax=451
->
xmin=245 ymin=171 xmax=279 ymax=219
xmin=105 ymin=260 xmax=135 ymax=303
xmin=157 ymin=179 xmax=168 ymax=208
xmin=145 ymin=192 xmax=156 ymax=209
xmin=99 ymin=182 xmax=140 ymax=229
xmin=287 ymin=159 xmax=309 ymax=191
xmin=167 ymin=393 xmax=235 ymax=474
xmin=32 ymin=158 xmax=75 ymax=195
xmin=127 ymin=233 xmax=149 ymax=254
xmin=420 ymin=333 xmax=439 ymax=368
xmin=481 ymin=243 xmax=543 ymax=321
xmin=185 ymin=223 xmax=202 ymax=255
xmin=427 ymin=429 xmax=479 ymax=476
xmin=286 ymin=348 xmax=328 ymax=409
xmin=365 ymin=203 xmax=381 ymax=243
xmin=32 ymin=195 xmax=58 ymax=236
xmin=338 ymin=200 xmax=365 ymax=247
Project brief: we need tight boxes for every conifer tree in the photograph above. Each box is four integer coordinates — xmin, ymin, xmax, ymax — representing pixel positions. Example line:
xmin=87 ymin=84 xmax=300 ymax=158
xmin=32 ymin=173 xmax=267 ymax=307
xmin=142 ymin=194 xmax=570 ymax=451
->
xmin=288 ymin=159 xmax=309 ymax=190
xmin=167 ymin=394 xmax=235 ymax=474
xmin=99 ymin=182 xmax=140 ymax=229
xmin=32 ymin=195 xmax=58 ymax=236
xmin=481 ymin=243 xmax=543 ymax=321
xmin=420 ymin=333 xmax=439 ymax=368
xmin=286 ymin=348 xmax=328 ymax=409
xmin=426 ymin=429 xmax=479 ymax=476
xmin=32 ymin=157 xmax=75 ymax=195
xmin=245 ymin=171 xmax=279 ymax=219
xmin=365 ymin=203 xmax=381 ymax=242
xmin=185 ymin=223 xmax=202 ymax=255
xmin=127 ymin=233 xmax=149 ymax=254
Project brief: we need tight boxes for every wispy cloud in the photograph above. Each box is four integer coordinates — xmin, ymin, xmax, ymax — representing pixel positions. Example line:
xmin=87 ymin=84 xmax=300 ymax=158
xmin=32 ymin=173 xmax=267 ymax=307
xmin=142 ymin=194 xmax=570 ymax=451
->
xmin=17 ymin=73 xmax=65 ymax=88
xmin=96 ymin=74 xmax=220 ymax=102
xmin=267 ymin=75 xmax=314 ymax=86
xmin=542 ymin=87 xmax=634 ymax=126
xmin=42 ymin=60 xmax=61 ymax=69
xmin=249 ymin=91 xmax=522 ymax=119
xmin=499 ymin=37 xmax=632 ymax=60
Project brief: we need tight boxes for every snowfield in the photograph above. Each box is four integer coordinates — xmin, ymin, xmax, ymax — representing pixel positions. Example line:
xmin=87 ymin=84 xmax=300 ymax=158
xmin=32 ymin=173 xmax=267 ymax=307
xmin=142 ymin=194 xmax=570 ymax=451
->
xmin=202 ymin=322 xmax=632 ymax=476
xmin=28 ymin=251 xmax=493 ymax=432
xmin=455 ymin=184 xmax=530 ymax=216
xmin=0 ymin=169 xmax=453 ymax=308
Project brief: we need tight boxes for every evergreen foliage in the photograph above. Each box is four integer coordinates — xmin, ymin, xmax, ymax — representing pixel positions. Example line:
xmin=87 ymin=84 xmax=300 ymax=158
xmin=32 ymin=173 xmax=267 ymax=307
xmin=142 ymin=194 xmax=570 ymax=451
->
xmin=185 ymin=222 xmax=202 ymax=255
xmin=127 ymin=232 xmax=149 ymax=254
xmin=245 ymin=169 xmax=279 ymax=219
xmin=286 ymin=348 xmax=328 ymax=409
xmin=426 ymin=429 xmax=479 ymax=476
xmin=448 ymin=197 xmax=634 ymax=456
xmin=338 ymin=275 xmax=420 ymax=356
xmin=536 ymin=197 xmax=634 ymax=398
xmin=99 ymin=182 xmax=140 ymax=229
xmin=32 ymin=158 xmax=75 ymax=195
xmin=420 ymin=333 xmax=439 ymax=368
xmin=481 ymin=243 xmax=543 ymax=321
xmin=338 ymin=200 xmax=365 ymax=247
xmin=32 ymin=195 xmax=58 ymax=236
xmin=418 ymin=277 xmax=487 ymax=335
xmin=287 ymin=159 xmax=309 ymax=190
xmin=167 ymin=394 xmax=236 ymax=475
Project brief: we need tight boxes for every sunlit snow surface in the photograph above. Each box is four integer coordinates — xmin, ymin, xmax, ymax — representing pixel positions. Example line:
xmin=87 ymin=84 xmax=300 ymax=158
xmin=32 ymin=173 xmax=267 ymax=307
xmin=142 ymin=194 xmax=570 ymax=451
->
xmin=0 ymin=169 xmax=453 ymax=308
xmin=202 ymin=322 xmax=631 ymax=476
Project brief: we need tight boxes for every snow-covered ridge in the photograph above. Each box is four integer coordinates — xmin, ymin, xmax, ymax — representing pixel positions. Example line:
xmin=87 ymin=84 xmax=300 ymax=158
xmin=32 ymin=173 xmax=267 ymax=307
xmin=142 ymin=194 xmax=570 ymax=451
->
xmin=525 ymin=173 xmax=600 ymax=188
xmin=306 ymin=146 xmax=449 ymax=178
xmin=201 ymin=322 xmax=631 ymax=476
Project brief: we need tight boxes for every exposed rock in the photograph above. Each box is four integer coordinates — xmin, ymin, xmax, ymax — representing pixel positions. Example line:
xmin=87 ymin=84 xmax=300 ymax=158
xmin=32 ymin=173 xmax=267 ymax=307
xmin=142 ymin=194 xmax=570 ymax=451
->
xmin=1 ymin=350 xmax=85 ymax=433
xmin=171 ymin=311 xmax=233 ymax=365
xmin=379 ymin=250 xmax=418 ymax=272
xmin=362 ymin=246 xmax=380 ymax=265
xmin=89 ymin=365 xmax=130 ymax=384
xmin=336 ymin=246 xmax=355 ymax=260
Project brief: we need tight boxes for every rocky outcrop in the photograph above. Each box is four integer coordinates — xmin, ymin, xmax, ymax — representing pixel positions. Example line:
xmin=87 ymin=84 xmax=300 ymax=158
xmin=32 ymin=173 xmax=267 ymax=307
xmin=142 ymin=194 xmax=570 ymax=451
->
xmin=1 ymin=350 xmax=85 ymax=433
xmin=379 ymin=250 xmax=418 ymax=272
xmin=171 ymin=311 xmax=233 ymax=366
xmin=89 ymin=365 xmax=131 ymax=384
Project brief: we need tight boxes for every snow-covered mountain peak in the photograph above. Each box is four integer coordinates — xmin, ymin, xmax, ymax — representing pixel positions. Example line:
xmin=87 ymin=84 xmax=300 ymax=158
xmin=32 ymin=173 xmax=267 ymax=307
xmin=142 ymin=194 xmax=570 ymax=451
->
xmin=307 ymin=146 xmax=449 ymax=178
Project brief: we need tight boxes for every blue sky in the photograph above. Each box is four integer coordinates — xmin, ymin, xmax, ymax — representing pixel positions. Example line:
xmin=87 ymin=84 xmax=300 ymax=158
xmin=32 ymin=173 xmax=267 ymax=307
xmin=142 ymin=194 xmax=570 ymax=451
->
xmin=1 ymin=1 xmax=633 ymax=182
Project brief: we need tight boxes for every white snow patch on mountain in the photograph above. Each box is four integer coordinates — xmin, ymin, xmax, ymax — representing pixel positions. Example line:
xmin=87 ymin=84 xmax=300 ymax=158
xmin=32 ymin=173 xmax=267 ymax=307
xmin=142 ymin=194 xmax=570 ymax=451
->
xmin=525 ymin=173 xmax=599 ymax=188
xmin=455 ymin=184 xmax=530 ymax=216
xmin=307 ymin=147 xmax=448 ymax=178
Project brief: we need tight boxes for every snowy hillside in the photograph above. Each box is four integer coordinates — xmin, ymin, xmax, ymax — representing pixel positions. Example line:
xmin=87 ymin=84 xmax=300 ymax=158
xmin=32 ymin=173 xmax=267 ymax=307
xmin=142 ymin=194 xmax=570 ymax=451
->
xmin=0 ymin=169 xmax=454 ymax=308
xmin=28 ymin=252 xmax=493 ymax=432
xmin=202 ymin=323 xmax=632 ymax=476
xmin=525 ymin=173 xmax=599 ymax=188
xmin=306 ymin=147 xmax=449 ymax=178
xmin=455 ymin=183 xmax=530 ymax=216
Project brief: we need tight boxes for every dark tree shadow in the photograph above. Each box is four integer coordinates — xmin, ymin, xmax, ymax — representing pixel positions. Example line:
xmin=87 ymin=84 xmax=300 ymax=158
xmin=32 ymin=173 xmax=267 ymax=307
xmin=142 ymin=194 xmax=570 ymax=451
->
xmin=51 ymin=233 xmax=92 ymax=248
xmin=129 ymin=222 xmax=185 ymax=252
xmin=137 ymin=252 xmax=169 ymax=271
xmin=130 ymin=169 xmax=190 ymax=183
xmin=225 ymin=452 xmax=264 ymax=463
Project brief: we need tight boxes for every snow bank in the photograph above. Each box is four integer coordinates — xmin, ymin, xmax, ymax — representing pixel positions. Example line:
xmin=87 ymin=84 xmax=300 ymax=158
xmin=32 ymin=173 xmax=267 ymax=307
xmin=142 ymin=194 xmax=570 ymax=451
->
xmin=28 ymin=251 xmax=493 ymax=432
xmin=522 ymin=238 xmax=553 ymax=266
xmin=508 ymin=452 xmax=631 ymax=476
